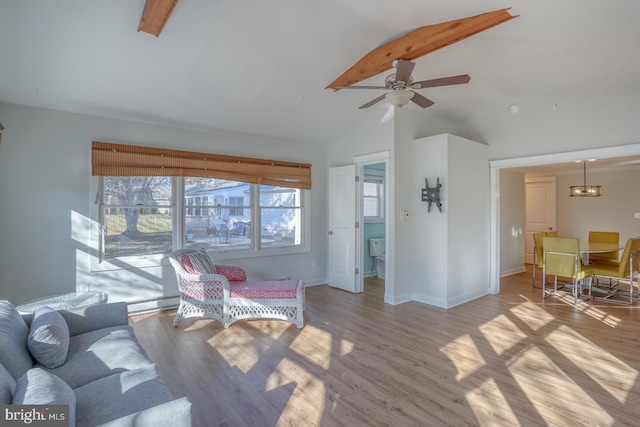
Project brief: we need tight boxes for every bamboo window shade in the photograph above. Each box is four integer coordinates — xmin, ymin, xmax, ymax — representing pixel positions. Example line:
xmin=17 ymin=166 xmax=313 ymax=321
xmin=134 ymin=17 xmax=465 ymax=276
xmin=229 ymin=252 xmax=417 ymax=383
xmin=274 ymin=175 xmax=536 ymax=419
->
xmin=91 ymin=141 xmax=312 ymax=190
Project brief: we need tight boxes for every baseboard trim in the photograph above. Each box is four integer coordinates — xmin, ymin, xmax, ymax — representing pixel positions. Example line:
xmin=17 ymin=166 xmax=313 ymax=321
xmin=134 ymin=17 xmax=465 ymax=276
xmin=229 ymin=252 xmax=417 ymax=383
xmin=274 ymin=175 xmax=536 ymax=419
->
xmin=128 ymin=296 xmax=179 ymax=315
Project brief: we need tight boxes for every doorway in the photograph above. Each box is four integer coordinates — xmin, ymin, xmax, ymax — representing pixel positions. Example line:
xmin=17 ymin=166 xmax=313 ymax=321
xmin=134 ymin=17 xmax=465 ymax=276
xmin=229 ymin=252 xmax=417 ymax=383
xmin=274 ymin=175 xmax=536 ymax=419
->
xmin=329 ymin=151 xmax=390 ymax=296
xmin=524 ymin=177 xmax=557 ymax=264
xmin=362 ymin=162 xmax=386 ymax=293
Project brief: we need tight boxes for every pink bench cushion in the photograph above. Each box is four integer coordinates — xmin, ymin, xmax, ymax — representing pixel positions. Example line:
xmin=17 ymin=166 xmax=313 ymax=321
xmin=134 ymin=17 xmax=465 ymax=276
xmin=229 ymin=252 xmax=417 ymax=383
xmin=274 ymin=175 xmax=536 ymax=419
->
xmin=230 ymin=280 xmax=299 ymax=299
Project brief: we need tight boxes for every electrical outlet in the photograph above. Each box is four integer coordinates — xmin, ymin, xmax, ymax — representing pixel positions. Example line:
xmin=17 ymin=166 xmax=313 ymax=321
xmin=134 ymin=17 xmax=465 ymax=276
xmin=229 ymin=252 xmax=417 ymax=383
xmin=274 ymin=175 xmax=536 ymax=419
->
xmin=635 ymin=212 xmax=640 ymax=219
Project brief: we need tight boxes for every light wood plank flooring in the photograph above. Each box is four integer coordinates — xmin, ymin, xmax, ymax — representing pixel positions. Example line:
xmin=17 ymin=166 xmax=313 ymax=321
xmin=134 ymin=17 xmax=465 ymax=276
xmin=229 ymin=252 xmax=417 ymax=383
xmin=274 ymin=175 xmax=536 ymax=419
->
xmin=130 ymin=270 xmax=640 ymax=426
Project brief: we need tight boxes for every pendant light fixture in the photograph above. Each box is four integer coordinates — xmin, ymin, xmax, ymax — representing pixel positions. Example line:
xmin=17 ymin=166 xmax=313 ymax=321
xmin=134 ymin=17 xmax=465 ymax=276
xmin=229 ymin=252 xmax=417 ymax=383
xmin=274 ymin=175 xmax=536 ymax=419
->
xmin=570 ymin=160 xmax=601 ymax=197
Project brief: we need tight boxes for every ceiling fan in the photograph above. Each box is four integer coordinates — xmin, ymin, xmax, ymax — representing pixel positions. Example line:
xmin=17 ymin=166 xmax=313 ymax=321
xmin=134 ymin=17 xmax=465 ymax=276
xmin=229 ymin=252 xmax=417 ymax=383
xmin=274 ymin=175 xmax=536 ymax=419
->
xmin=336 ymin=59 xmax=470 ymax=109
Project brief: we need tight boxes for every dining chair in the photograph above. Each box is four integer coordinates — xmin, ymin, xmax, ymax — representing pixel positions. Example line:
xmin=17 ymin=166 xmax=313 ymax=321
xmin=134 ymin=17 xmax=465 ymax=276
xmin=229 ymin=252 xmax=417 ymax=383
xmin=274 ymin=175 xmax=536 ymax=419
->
xmin=532 ymin=231 xmax=559 ymax=288
xmin=543 ymin=237 xmax=595 ymax=304
xmin=589 ymin=237 xmax=640 ymax=304
xmin=588 ymin=231 xmax=620 ymax=263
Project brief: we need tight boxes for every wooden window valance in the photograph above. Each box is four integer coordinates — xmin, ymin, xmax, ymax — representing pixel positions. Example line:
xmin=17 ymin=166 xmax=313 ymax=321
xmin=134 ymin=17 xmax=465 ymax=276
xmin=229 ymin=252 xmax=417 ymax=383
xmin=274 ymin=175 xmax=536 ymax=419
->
xmin=91 ymin=141 xmax=312 ymax=190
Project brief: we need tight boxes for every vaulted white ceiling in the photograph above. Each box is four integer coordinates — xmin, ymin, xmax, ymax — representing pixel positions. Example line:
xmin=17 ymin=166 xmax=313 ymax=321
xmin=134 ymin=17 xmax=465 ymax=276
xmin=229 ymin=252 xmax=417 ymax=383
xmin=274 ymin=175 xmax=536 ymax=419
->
xmin=1 ymin=0 xmax=639 ymax=146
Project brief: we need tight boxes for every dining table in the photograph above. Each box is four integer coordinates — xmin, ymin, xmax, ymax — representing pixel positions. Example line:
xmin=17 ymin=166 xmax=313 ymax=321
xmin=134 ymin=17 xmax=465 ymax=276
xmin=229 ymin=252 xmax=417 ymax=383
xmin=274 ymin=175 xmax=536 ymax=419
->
xmin=579 ymin=241 xmax=623 ymax=265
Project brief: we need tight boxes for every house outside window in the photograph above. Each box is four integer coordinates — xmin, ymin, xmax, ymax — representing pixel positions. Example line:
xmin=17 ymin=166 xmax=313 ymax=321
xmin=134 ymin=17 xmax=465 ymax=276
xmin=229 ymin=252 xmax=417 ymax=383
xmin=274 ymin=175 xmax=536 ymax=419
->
xmin=98 ymin=176 xmax=308 ymax=262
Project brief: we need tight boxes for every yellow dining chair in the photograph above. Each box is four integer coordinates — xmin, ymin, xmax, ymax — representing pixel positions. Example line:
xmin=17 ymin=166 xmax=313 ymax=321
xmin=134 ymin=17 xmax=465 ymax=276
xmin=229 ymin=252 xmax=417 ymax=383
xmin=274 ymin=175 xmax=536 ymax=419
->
xmin=589 ymin=237 xmax=640 ymax=304
xmin=588 ymin=231 xmax=620 ymax=263
xmin=532 ymin=231 xmax=559 ymax=288
xmin=543 ymin=237 xmax=595 ymax=304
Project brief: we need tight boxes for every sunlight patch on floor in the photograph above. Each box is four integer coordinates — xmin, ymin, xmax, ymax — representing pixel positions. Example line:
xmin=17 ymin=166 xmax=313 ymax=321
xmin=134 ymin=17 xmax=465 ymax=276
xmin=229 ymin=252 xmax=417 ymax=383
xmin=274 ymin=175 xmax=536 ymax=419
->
xmin=510 ymin=299 xmax=555 ymax=331
xmin=479 ymin=314 xmax=527 ymax=356
xmin=575 ymin=303 xmax=622 ymax=327
xmin=268 ymin=358 xmax=325 ymax=427
xmin=544 ymin=293 xmax=622 ymax=327
xmin=507 ymin=344 xmax=614 ymax=426
xmin=440 ymin=334 xmax=486 ymax=381
xmin=209 ymin=328 xmax=260 ymax=373
xmin=546 ymin=325 xmax=637 ymax=403
xmin=466 ymin=377 xmax=519 ymax=426
xmin=290 ymin=324 xmax=335 ymax=370
xmin=340 ymin=339 xmax=355 ymax=356
xmin=182 ymin=319 xmax=210 ymax=332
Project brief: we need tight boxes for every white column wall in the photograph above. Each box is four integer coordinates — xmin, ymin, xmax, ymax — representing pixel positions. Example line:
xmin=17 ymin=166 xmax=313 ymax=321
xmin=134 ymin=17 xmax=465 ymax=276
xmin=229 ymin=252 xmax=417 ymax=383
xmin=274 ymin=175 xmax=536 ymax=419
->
xmin=397 ymin=134 xmax=490 ymax=308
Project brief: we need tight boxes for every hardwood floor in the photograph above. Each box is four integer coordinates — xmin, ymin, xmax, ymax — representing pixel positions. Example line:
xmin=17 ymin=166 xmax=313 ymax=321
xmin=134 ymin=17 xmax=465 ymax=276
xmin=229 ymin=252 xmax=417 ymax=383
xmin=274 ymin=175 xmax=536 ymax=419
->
xmin=130 ymin=270 xmax=640 ymax=426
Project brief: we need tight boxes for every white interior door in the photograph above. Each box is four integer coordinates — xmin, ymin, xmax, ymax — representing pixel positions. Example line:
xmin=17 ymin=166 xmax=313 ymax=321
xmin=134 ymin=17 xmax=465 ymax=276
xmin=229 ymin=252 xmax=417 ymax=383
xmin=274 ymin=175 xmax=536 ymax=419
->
xmin=525 ymin=177 xmax=556 ymax=264
xmin=328 ymin=165 xmax=357 ymax=292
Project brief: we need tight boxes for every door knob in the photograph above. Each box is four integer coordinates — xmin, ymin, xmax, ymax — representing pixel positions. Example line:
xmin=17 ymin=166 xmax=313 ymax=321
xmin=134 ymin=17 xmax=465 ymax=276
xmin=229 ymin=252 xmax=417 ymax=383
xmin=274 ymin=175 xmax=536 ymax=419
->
xmin=328 ymin=231 xmax=333 ymax=235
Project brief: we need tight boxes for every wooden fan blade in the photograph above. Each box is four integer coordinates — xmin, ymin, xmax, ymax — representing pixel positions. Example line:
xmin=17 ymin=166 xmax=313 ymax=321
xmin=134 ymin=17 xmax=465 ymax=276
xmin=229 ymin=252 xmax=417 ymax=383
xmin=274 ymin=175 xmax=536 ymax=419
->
xmin=359 ymin=94 xmax=387 ymax=109
xmin=395 ymin=60 xmax=415 ymax=83
xmin=336 ymin=85 xmax=388 ymax=90
xmin=410 ymin=92 xmax=435 ymax=108
xmin=326 ymin=8 xmax=516 ymax=89
xmin=413 ymin=74 xmax=470 ymax=89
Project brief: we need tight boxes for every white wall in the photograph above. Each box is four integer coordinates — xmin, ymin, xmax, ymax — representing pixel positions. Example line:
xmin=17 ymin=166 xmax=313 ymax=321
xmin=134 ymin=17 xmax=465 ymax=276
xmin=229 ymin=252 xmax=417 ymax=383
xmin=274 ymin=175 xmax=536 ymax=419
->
xmin=0 ymin=102 xmax=328 ymax=306
xmin=499 ymin=170 xmax=526 ymax=276
xmin=395 ymin=135 xmax=448 ymax=305
xmin=446 ymin=135 xmax=490 ymax=307
xmin=392 ymin=110 xmax=462 ymax=304
xmin=327 ymin=113 xmax=394 ymax=167
xmin=395 ymin=132 xmax=490 ymax=308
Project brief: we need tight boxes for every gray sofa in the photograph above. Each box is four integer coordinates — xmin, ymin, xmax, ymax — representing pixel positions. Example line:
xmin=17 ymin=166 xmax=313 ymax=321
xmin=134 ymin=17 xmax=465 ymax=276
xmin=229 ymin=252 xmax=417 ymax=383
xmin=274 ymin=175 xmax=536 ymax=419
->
xmin=0 ymin=300 xmax=191 ymax=427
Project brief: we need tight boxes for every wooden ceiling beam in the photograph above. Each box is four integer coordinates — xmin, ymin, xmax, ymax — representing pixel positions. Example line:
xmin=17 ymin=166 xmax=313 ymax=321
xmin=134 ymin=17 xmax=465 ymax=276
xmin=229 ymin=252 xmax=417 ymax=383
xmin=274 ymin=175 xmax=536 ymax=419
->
xmin=138 ymin=0 xmax=179 ymax=37
xmin=327 ymin=8 xmax=517 ymax=89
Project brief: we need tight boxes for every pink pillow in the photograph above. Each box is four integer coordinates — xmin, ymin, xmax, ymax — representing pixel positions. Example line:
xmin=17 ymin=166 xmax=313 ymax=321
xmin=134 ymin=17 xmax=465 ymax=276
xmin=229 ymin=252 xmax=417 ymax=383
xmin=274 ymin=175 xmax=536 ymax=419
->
xmin=215 ymin=265 xmax=247 ymax=281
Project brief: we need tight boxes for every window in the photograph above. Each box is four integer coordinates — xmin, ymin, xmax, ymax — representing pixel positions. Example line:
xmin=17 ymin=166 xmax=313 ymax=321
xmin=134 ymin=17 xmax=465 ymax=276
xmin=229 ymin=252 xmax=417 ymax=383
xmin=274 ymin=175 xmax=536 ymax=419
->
xmin=184 ymin=178 xmax=252 ymax=251
xmin=100 ymin=177 xmax=173 ymax=259
xmin=259 ymin=184 xmax=302 ymax=247
xmin=363 ymin=171 xmax=384 ymax=221
xmin=98 ymin=176 xmax=308 ymax=262
xmin=228 ymin=197 xmax=244 ymax=216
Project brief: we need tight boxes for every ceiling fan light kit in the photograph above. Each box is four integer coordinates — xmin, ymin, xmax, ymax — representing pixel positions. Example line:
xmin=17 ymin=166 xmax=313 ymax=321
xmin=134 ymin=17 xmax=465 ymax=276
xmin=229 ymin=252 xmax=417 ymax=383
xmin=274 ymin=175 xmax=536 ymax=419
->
xmin=385 ymin=90 xmax=414 ymax=108
xmin=336 ymin=59 xmax=466 ymax=109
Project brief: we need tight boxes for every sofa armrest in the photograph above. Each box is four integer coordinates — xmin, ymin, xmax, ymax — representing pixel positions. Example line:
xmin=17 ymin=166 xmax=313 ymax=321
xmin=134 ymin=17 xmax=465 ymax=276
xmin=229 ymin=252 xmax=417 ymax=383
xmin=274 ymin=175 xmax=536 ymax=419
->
xmin=58 ymin=302 xmax=130 ymax=336
xmin=96 ymin=397 xmax=192 ymax=427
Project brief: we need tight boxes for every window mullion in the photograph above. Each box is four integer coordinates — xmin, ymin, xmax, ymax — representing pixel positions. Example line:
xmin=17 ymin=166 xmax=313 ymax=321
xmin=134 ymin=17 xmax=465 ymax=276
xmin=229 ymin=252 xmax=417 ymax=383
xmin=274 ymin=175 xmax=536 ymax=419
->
xmin=252 ymin=184 xmax=260 ymax=251
xmin=175 ymin=177 xmax=184 ymax=250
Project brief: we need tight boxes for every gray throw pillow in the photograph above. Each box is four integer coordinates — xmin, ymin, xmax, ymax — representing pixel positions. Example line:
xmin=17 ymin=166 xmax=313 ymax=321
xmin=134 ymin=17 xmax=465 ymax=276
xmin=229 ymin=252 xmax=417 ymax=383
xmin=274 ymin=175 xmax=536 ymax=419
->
xmin=13 ymin=368 xmax=75 ymax=427
xmin=0 ymin=300 xmax=33 ymax=379
xmin=28 ymin=306 xmax=70 ymax=369
xmin=0 ymin=361 xmax=16 ymax=404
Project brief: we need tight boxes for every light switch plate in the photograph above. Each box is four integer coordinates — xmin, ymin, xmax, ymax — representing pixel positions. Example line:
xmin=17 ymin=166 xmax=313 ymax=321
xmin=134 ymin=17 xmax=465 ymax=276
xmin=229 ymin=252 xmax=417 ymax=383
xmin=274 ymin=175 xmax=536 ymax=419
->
xmin=634 ymin=212 xmax=640 ymax=219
